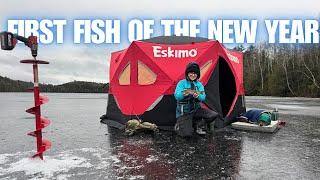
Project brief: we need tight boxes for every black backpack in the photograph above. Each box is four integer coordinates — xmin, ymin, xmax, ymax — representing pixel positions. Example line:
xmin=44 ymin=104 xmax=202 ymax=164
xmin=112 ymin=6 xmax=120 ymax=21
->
xmin=174 ymin=113 xmax=194 ymax=137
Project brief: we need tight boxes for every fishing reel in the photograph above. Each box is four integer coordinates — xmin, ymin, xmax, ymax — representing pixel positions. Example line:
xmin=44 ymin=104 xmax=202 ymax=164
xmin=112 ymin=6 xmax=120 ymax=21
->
xmin=0 ymin=31 xmax=38 ymax=58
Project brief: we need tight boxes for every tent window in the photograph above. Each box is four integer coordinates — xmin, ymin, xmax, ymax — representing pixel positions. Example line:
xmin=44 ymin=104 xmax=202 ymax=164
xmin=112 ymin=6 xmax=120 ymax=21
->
xmin=119 ymin=63 xmax=130 ymax=85
xmin=200 ymin=60 xmax=213 ymax=80
xmin=138 ymin=61 xmax=157 ymax=85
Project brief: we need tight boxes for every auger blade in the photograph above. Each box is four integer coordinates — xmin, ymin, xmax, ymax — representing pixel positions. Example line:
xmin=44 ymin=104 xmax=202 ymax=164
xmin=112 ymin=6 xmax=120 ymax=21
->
xmin=21 ymin=58 xmax=51 ymax=160
xmin=27 ymin=131 xmax=37 ymax=137
xmin=41 ymin=139 xmax=52 ymax=151
xmin=39 ymin=95 xmax=49 ymax=104
xmin=27 ymin=117 xmax=50 ymax=137
xmin=32 ymin=139 xmax=52 ymax=158
xmin=26 ymin=106 xmax=38 ymax=114
xmin=40 ymin=117 xmax=51 ymax=129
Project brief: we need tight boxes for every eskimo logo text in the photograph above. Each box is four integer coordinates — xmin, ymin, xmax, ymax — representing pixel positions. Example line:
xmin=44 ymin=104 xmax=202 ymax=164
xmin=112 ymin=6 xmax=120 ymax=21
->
xmin=153 ymin=46 xmax=197 ymax=58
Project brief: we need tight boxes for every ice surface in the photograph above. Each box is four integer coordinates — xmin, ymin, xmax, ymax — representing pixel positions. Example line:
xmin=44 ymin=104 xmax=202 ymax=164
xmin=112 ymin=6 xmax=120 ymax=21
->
xmin=1 ymin=93 xmax=319 ymax=179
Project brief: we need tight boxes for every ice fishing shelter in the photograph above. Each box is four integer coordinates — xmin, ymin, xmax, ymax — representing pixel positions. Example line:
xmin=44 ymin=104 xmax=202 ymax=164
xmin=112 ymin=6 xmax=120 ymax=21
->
xmin=101 ymin=36 xmax=246 ymax=130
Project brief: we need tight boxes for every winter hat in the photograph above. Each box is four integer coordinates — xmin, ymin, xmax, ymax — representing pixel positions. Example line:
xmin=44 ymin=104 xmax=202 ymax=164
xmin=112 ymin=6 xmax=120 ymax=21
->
xmin=185 ymin=62 xmax=200 ymax=81
xmin=258 ymin=112 xmax=271 ymax=125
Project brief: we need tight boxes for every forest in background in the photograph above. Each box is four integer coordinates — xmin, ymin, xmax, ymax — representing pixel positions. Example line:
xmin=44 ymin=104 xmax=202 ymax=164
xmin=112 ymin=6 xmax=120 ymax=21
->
xmin=1 ymin=43 xmax=319 ymax=97
xmin=0 ymin=76 xmax=109 ymax=93
xmin=235 ymin=43 xmax=320 ymax=97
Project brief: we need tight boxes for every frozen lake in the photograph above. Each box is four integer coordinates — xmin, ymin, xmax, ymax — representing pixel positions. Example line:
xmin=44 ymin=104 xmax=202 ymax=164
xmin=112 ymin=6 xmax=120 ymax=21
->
xmin=0 ymin=93 xmax=319 ymax=179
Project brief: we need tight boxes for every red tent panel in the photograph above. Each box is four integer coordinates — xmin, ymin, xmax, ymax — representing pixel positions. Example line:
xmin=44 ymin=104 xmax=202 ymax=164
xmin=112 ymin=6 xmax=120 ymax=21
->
xmin=108 ymin=40 xmax=244 ymax=115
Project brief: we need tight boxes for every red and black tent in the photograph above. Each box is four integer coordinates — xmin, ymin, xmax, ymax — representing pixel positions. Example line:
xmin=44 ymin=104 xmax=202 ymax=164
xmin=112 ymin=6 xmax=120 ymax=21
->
xmin=101 ymin=36 xmax=246 ymax=130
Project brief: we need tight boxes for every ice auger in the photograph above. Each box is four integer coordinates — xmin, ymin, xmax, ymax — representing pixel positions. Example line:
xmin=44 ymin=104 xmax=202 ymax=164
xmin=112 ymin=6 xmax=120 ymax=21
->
xmin=0 ymin=31 xmax=51 ymax=160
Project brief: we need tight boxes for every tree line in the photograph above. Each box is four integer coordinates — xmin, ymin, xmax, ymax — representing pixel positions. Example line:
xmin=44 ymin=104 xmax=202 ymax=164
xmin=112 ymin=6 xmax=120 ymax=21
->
xmin=234 ymin=43 xmax=320 ymax=97
xmin=0 ymin=76 xmax=109 ymax=93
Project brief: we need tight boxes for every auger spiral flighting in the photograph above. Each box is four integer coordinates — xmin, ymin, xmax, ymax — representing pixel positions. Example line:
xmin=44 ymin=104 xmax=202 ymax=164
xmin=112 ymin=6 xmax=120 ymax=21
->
xmin=1 ymin=32 xmax=51 ymax=159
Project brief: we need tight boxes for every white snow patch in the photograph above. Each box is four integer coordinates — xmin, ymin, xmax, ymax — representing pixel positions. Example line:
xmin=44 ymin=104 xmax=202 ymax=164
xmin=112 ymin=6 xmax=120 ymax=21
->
xmin=0 ymin=154 xmax=10 ymax=164
xmin=80 ymin=148 xmax=99 ymax=153
xmin=0 ymin=154 xmax=92 ymax=179
xmin=0 ymin=148 xmax=122 ymax=179
xmin=119 ymin=165 xmax=135 ymax=170
xmin=95 ymin=160 xmax=111 ymax=170
xmin=56 ymin=174 xmax=72 ymax=180
xmin=312 ymin=139 xmax=320 ymax=143
xmin=224 ymin=135 xmax=241 ymax=141
xmin=128 ymin=175 xmax=145 ymax=180
xmin=146 ymin=155 xmax=158 ymax=163
xmin=110 ymin=155 xmax=121 ymax=164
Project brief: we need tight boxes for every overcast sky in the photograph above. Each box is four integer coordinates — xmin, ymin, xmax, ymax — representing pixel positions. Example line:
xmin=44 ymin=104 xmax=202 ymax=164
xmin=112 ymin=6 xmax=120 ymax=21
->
xmin=0 ymin=0 xmax=319 ymax=84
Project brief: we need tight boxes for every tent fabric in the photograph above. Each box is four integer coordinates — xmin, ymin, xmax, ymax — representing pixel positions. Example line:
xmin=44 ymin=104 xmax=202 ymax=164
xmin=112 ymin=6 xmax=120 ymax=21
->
xmin=103 ymin=36 xmax=246 ymax=128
